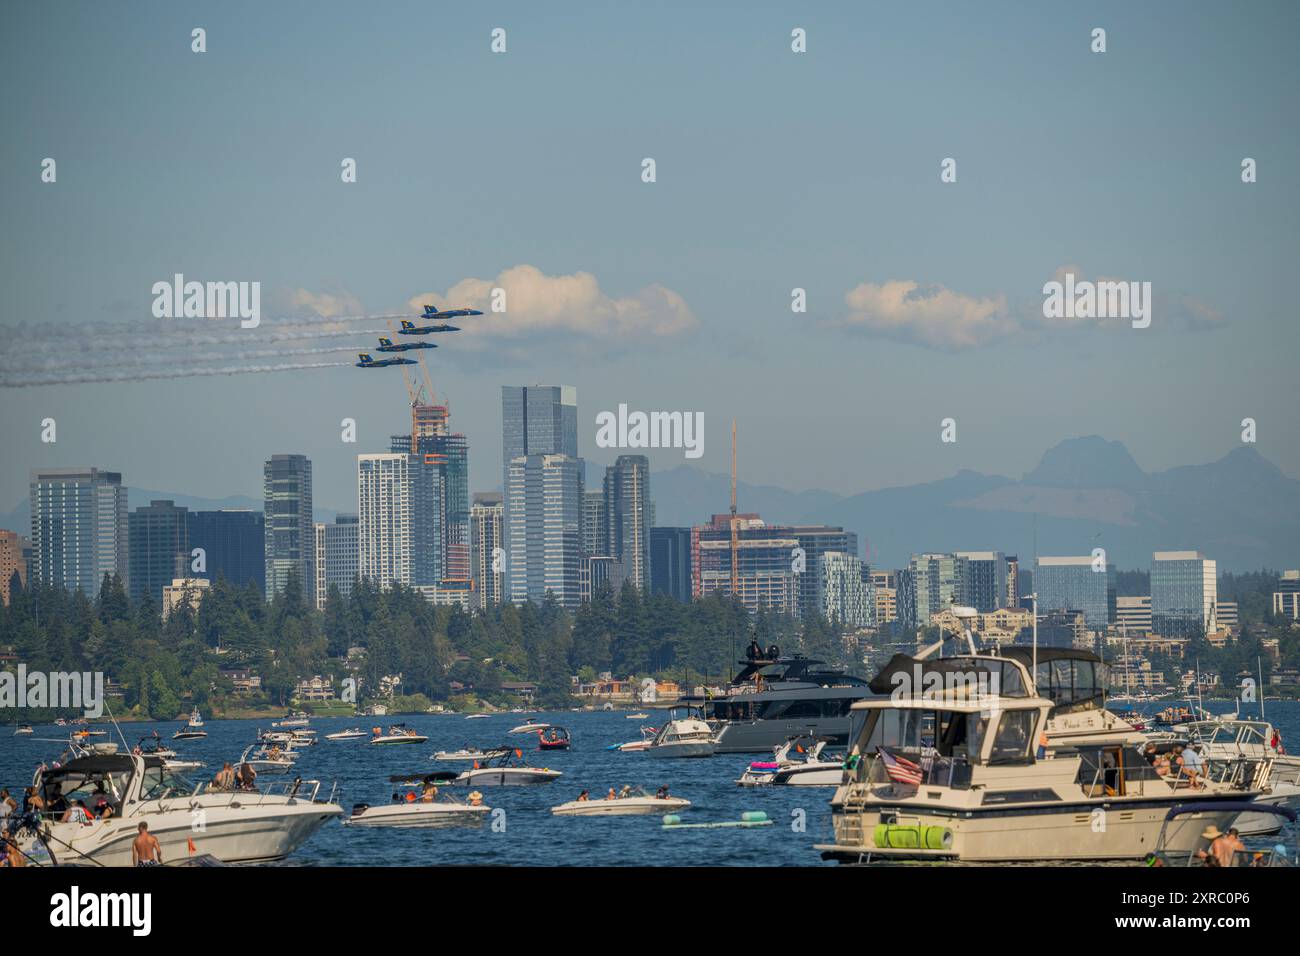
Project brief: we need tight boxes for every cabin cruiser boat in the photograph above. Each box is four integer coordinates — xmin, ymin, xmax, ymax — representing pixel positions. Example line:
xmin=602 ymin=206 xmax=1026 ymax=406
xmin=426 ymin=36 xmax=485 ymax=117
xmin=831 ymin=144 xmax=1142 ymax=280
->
xmin=646 ymin=707 xmax=716 ymax=759
xmin=173 ymin=708 xmax=207 ymax=740
xmin=700 ymin=655 xmax=874 ymax=754
xmin=551 ymin=788 xmax=690 ymax=816
xmin=326 ymin=727 xmax=367 ymax=740
xmin=434 ymin=746 xmax=503 ymax=762
xmin=1168 ymin=719 xmax=1300 ymax=836
xmin=370 ymin=724 xmax=428 ymax=745
xmin=815 ymin=653 xmax=1258 ymax=864
xmin=14 ymin=752 xmax=341 ymax=866
xmin=454 ymin=748 xmax=562 ymax=786
xmin=737 ymin=735 xmax=844 ymax=787
xmin=343 ymin=774 xmax=490 ymax=828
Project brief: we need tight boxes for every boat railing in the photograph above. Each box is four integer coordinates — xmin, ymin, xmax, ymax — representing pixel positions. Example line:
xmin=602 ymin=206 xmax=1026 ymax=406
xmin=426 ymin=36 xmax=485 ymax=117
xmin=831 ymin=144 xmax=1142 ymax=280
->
xmin=193 ymin=778 xmax=332 ymax=806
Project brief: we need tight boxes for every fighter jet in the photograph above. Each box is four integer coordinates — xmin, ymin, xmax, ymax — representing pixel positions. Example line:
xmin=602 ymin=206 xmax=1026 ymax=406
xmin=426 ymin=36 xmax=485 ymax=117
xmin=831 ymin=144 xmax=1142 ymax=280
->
xmin=376 ymin=336 xmax=437 ymax=352
xmin=355 ymin=352 xmax=417 ymax=368
xmin=398 ymin=319 xmax=460 ymax=335
xmin=421 ymin=304 xmax=483 ymax=319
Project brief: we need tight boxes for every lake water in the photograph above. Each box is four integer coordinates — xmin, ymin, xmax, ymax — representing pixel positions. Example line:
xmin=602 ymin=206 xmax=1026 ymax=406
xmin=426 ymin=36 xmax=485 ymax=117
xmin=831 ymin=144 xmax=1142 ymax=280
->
xmin=5 ymin=699 xmax=1297 ymax=866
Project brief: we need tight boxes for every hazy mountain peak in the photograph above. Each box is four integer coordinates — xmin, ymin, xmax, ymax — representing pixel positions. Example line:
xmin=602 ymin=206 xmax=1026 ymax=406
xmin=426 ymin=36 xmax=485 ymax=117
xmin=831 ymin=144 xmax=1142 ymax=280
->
xmin=1022 ymin=435 xmax=1146 ymax=489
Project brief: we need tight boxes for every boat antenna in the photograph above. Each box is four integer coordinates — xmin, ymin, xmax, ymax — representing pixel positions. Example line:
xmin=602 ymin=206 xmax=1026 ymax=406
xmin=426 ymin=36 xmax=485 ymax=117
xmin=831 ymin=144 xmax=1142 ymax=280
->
xmin=103 ymin=698 xmax=130 ymax=753
xmin=1258 ymin=655 xmax=1265 ymax=720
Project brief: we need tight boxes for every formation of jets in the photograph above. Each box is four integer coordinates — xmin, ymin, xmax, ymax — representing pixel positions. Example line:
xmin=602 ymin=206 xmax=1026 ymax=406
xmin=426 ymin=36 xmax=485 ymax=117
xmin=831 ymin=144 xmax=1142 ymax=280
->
xmin=354 ymin=305 xmax=477 ymax=369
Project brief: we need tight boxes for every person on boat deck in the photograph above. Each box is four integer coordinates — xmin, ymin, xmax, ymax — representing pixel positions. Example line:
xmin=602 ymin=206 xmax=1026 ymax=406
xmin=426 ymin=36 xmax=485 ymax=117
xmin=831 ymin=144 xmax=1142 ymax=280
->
xmin=421 ymin=781 xmax=438 ymax=802
xmin=1197 ymin=826 xmax=1244 ymax=867
xmin=467 ymin=791 xmax=484 ymax=807
xmin=1 ymin=834 xmax=24 ymax=867
xmin=606 ymin=788 xmax=618 ymax=800
xmin=619 ymin=785 xmax=633 ymax=799
xmin=132 ymin=821 xmax=163 ymax=867
xmin=1142 ymin=743 xmax=1158 ymax=766
xmin=213 ymin=762 xmax=236 ymax=791
xmin=21 ymin=787 xmax=44 ymax=817
xmin=46 ymin=785 xmax=68 ymax=817
xmin=61 ymin=800 xmax=94 ymax=826
xmin=655 ymin=785 xmax=670 ymax=800
xmin=236 ymin=762 xmax=257 ymax=791
xmin=746 ymin=638 xmax=762 ymax=661
xmin=576 ymin=790 xmax=590 ymax=802
xmin=1180 ymin=744 xmax=1204 ymax=790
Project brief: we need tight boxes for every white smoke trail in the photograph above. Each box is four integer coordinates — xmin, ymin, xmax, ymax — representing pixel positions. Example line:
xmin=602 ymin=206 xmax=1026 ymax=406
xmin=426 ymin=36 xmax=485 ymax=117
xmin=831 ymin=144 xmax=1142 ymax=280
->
xmin=0 ymin=361 xmax=352 ymax=388
xmin=0 ymin=343 xmax=371 ymax=373
xmin=4 ymin=325 xmax=394 ymax=358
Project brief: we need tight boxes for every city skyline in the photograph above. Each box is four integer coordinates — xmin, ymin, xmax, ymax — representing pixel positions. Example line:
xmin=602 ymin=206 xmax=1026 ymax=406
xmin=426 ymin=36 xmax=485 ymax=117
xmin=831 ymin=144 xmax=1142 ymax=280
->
xmin=4 ymin=2 xmax=1299 ymax=520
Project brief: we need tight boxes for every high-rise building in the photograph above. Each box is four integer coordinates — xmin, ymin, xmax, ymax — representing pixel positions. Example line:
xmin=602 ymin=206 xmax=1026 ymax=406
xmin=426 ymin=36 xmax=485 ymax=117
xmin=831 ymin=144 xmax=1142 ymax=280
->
xmin=0 ymin=530 xmax=27 ymax=605
xmin=506 ymin=454 xmax=584 ymax=609
xmin=582 ymin=491 xmax=608 ymax=559
xmin=1115 ymin=595 xmax=1152 ymax=633
xmin=817 ymin=551 xmax=872 ymax=629
xmin=691 ymin=514 xmax=798 ymax=616
xmin=1034 ymin=555 xmax=1115 ymax=630
xmin=903 ymin=553 xmax=963 ymax=629
xmin=29 ymin=467 xmax=128 ymax=598
xmin=1005 ymin=555 xmax=1020 ymax=608
xmin=581 ymin=554 xmax=625 ymax=602
xmin=1151 ymin=550 xmax=1217 ymax=637
xmin=393 ymin=401 xmax=470 ymax=585
xmin=358 ymin=454 xmax=412 ymax=588
xmin=315 ymin=514 xmax=359 ymax=608
xmin=129 ymin=500 xmax=190 ymax=606
xmin=649 ymin=527 xmax=692 ymax=603
xmin=501 ymin=385 xmax=578 ymax=478
xmin=793 ymin=526 xmax=858 ymax=621
xmin=470 ymin=493 xmax=504 ymax=609
xmin=187 ymin=510 xmax=265 ymax=591
xmin=263 ymin=455 xmax=314 ymax=600
xmin=955 ymin=551 xmax=1007 ymax=613
xmin=390 ymin=433 xmax=442 ymax=587
xmin=604 ymin=455 xmax=650 ymax=590
xmin=1274 ymin=570 xmax=1300 ymax=620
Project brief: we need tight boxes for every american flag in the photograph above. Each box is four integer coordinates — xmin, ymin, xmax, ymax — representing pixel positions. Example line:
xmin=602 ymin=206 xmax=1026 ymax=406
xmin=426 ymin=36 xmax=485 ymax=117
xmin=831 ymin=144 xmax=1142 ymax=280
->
xmin=878 ymin=748 xmax=924 ymax=786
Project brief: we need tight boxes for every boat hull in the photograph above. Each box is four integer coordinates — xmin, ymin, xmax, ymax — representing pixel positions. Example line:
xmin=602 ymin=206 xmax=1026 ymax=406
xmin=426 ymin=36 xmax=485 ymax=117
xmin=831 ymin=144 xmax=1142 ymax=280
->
xmin=343 ymin=804 xmax=488 ymax=828
xmin=552 ymin=797 xmax=690 ymax=816
xmin=646 ymin=742 xmax=715 ymax=759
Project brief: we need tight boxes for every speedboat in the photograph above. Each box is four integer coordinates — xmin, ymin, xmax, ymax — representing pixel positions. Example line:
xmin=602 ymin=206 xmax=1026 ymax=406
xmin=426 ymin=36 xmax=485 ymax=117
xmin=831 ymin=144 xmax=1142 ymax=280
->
xmin=1151 ymin=803 xmax=1297 ymax=867
xmin=163 ymin=758 xmax=205 ymax=772
xmin=14 ymin=725 xmax=34 ymax=736
xmin=737 ymin=735 xmax=844 ymax=787
xmin=132 ymin=735 xmax=177 ymax=760
xmin=343 ymin=774 xmax=490 ymax=828
xmin=369 ymin=724 xmax=428 ymax=745
xmin=14 ymin=752 xmax=341 ymax=866
xmin=610 ymin=726 xmax=658 ymax=752
xmin=173 ymin=708 xmax=208 ymax=740
xmin=325 ymin=728 xmax=367 ymax=740
xmin=626 ymin=713 xmax=649 ymax=720
xmin=433 ymin=746 xmax=502 ymax=762
xmin=238 ymin=743 xmax=297 ymax=774
xmin=552 ymin=789 xmax=690 ymax=816
xmin=537 ymin=726 xmax=571 ymax=751
xmin=815 ymin=652 xmax=1258 ymax=864
xmin=273 ymin=713 xmax=310 ymax=728
xmin=464 ymin=713 xmax=492 ymax=720
xmin=645 ymin=707 xmax=715 ymax=759
xmin=454 ymin=748 xmax=562 ymax=786
xmin=509 ymin=720 xmax=548 ymax=734
xmin=1172 ymin=718 xmax=1300 ymax=835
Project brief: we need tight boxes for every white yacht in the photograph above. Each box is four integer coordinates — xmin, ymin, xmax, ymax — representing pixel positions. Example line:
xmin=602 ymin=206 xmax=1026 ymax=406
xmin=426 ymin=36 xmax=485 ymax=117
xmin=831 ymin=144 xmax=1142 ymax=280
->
xmin=172 ymin=708 xmax=207 ymax=740
xmin=646 ymin=708 xmax=715 ymax=759
xmin=453 ymin=749 xmax=562 ymax=786
xmin=369 ymin=724 xmax=429 ymax=745
xmin=815 ymin=653 xmax=1257 ymax=864
xmin=1173 ymin=719 xmax=1300 ymax=835
xmin=15 ymin=753 xmax=341 ymax=866
xmin=325 ymin=728 xmax=367 ymax=740
xmin=237 ymin=742 xmax=298 ymax=774
xmin=434 ymin=746 xmax=502 ymax=762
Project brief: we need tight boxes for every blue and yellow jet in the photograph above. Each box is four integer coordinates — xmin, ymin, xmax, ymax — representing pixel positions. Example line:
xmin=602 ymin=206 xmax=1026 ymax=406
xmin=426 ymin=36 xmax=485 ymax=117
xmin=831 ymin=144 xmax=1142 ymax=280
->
xmin=376 ymin=336 xmax=437 ymax=352
xmin=398 ymin=319 xmax=460 ymax=335
xmin=355 ymin=352 xmax=417 ymax=368
xmin=422 ymin=304 xmax=482 ymax=320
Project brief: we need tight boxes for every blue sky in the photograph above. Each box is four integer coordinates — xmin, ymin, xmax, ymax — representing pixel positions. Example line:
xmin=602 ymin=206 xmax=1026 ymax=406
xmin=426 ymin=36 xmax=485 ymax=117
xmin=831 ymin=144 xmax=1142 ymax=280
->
xmin=2 ymin=0 xmax=1297 ymax=515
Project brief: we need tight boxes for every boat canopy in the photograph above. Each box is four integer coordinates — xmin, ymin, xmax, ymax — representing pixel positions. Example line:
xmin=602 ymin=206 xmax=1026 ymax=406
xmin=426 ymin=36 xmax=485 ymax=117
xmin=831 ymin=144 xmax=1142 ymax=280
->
xmin=389 ymin=771 xmax=460 ymax=784
xmin=868 ymin=653 xmax=1031 ymax=698
xmin=43 ymin=754 xmax=160 ymax=777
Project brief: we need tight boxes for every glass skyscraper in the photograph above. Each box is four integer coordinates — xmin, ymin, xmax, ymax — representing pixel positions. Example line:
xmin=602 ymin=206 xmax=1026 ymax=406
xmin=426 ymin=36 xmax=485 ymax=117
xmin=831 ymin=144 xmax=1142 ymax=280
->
xmin=263 ymin=454 xmax=314 ymax=601
xmin=1150 ymin=550 xmax=1217 ymax=637
xmin=357 ymin=454 xmax=412 ymax=588
xmin=603 ymin=455 xmax=650 ymax=590
xmin=507 ymin=453 xmax=583 ymax=608
xmin=29 ymin=467 xmax=128 ymax=599
xmin=128 ymin=499 xmax=189 ymax=605
xmin=1034 ymin=555 xmax=1116 ymax=629
xmin=649 ymin=527 xmax=692 ymax=603
xmin=187 ymin=509 xmax=265 ymax=591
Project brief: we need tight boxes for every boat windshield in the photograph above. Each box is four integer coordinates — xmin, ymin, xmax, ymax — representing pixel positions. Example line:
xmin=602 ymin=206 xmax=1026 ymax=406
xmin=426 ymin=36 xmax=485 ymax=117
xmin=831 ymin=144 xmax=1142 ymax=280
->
xmin=136 ymin=763 xmax=199 ymax=800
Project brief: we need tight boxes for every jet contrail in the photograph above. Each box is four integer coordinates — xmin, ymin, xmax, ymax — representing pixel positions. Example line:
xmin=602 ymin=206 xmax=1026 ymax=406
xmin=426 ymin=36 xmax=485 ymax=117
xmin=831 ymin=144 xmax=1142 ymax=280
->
xmin=0 ymin=361 xmax=352 ymax=388
xmin=0 ymin=343 xmax=374 ymax=374
xmin=4 ymin=325 xmax=394 ymax=358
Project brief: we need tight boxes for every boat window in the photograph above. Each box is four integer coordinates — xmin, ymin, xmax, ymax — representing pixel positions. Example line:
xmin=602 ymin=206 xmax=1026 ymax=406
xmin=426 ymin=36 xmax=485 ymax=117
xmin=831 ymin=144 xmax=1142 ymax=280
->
xmin=988 ymin=710 xmax=1036 ymax=763
xmin=137 ymin=765 xmax=198 ymax=800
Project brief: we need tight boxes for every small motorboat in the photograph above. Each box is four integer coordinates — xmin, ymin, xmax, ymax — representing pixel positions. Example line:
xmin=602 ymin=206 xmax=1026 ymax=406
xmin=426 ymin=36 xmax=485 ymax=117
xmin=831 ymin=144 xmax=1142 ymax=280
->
xmin=132 ymin=734 xmax=177 ymax=760
xmin=273 ymin=713 xmax=310 ymax=728
xmin=552 ymin=788 xmax=690 ymax=816
xmin=538 ymin=726 xmax=571 ymax=751
xmin=173 ymin=708 xmax=208 ymax=740
xmin=464 ymin=713 xmax=492 ymax=720
xmin=610 ymin=726 xmax=658 ymax=752
xmin=237 ymin=743 xmax=297 ymax=774
xmin=164 ymin=757 xmax=205 ymax=772
xmin=626 ymin=713 xmax=649 ymax=720
xmin=13 ymin=726 xmax=34 ymax=736
xmin=343 ymin=773 xmax=490 ymax=828
xmin=736 ymin=735 xmax=844 ymax=787
xmin=509 ymin=720 xmax=548 ymax=735
xmin=325 ymin=728 xmax=367 ymax=740
xmin=433 ymin=746 xmax=503 ymax=762
xmin=454 ymin=748 xmax=562 ymax=786
xmin=645 ymin=707 xmax=715 ymax=759
xmin=370 ymin=724 xmax=429 ymax=745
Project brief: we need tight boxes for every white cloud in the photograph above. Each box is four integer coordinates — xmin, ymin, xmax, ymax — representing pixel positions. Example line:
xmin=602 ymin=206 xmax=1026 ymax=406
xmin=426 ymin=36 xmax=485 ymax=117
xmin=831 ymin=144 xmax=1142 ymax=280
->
xmin=406 ymin=264 xmax=696 ymax=352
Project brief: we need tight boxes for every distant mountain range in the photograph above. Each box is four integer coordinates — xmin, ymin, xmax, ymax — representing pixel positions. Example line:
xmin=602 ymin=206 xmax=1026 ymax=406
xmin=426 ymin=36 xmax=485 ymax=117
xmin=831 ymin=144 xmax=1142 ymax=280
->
xmin=649 ymin=437 xmax=1300 ymax=572
xmin=6 ymin=438 xmax=1296 ymax=572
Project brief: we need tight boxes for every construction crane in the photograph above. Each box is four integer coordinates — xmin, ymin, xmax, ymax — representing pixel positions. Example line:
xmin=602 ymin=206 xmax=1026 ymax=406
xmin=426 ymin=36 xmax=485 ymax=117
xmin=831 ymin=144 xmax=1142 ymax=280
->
xmin=730 ymin=419 xmax=739 ymax=599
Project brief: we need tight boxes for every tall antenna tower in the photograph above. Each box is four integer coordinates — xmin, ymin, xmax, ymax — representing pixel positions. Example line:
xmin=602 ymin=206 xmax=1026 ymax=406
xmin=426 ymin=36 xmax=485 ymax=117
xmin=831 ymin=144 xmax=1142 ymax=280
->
xmin=730 ymin=419 xmax=739 ymax=598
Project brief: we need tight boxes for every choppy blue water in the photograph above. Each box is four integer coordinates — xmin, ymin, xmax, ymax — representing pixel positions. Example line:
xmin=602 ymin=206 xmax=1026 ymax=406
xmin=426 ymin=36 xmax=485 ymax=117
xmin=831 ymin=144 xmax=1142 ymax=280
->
xmin=5 ymin=700 xmax=1297 ymax=866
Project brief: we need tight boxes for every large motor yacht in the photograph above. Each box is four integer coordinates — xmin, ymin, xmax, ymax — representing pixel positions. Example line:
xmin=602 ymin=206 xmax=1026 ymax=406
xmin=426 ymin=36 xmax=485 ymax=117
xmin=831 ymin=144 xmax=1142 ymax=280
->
xmin=815 ymin=652 xmax=1258 ymax=864
xmin=15 ymin=752 xmax=341 ymax=866
xmin=699 ymin=654 xmax=875 ymax=754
